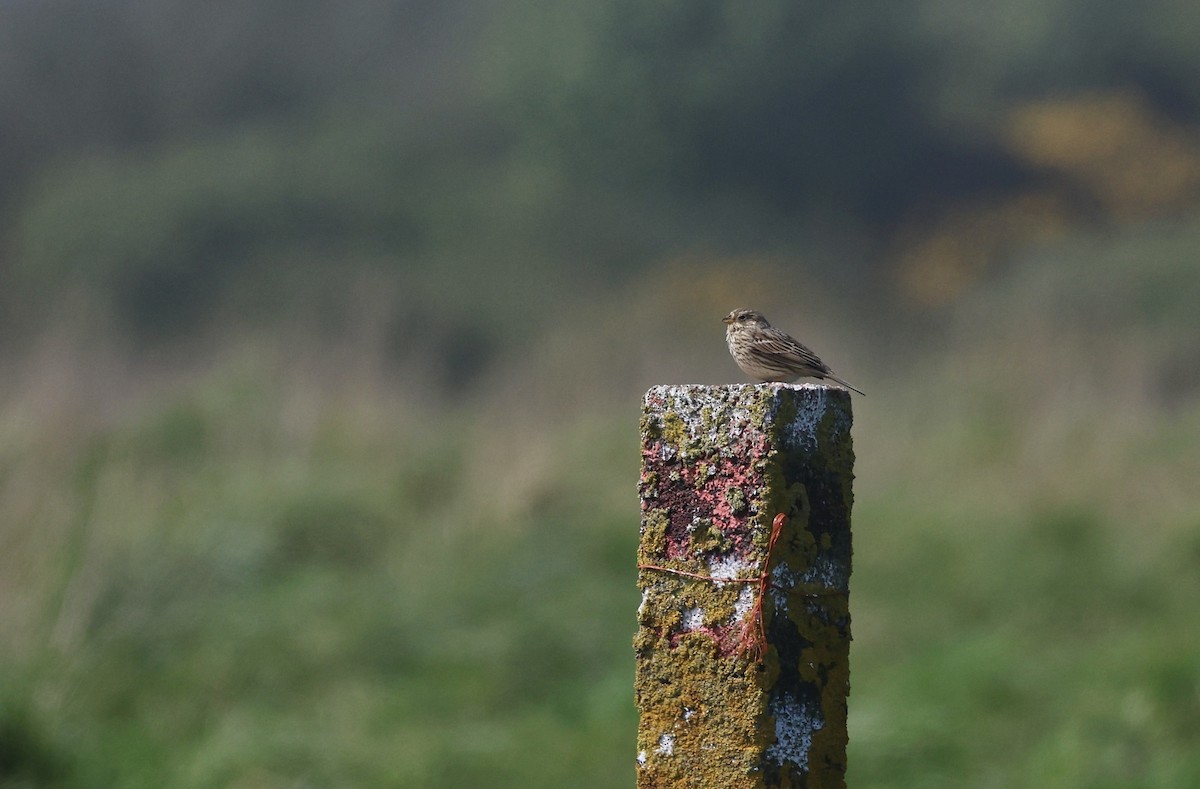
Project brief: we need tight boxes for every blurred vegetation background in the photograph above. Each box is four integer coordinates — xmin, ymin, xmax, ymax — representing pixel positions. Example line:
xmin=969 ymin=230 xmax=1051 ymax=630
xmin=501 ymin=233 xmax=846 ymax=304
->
xmin=1 ymin=1 xmax=1198 ymax=786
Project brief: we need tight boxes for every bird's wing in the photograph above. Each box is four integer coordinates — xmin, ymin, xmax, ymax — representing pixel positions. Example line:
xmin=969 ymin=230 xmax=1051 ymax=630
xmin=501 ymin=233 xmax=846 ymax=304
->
xmin=760 ymin=328 xmax=832 ymax=374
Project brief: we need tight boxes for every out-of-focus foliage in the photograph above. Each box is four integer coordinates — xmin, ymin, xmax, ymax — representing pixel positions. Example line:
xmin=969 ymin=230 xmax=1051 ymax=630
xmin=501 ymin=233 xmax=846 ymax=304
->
xmin=0 ymin=0 xmax=475 ymax=194
xmin=2 ymin=230 xmax=1199 ymax=786
xmin=488 ymin=0 xmax=1012 ymax=221
xmin=2 ymin=1 xmax=1200 ymax=787
xmin=14 ymin=123 xmax=423 ymax=330
xmin=5 ymin=0 xmax=1200 ymax=338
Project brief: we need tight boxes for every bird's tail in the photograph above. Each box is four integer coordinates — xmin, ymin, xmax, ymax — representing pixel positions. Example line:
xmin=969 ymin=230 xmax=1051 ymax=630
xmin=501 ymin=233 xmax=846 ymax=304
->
xmin=825 ymin=374 xmax=865 ymax=396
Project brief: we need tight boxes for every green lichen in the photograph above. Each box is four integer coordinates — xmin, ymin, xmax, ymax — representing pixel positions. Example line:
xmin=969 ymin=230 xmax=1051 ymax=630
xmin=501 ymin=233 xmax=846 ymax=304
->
xmin=638 ymin=508 xmax=670 ymax=565
xmin=640 ymin=470 xmax=659 ymax=500
xmin=641 ymin=412 xmax=663 ymax=441
xmin=656 ymin=408 xmax=716 ymax=464
xmin=635 ymin=632 xmax=771 ymax=788
xmin=688 ymin=518 xmax=731 ymax=554
xmin=816 ymin=404 xmax=857 ymax=517
xmin=659 ymin=410 xmax=688 ymax=447
xmin=725 ymin=485 xmax=749 ymax=515
xmin=772 ymin=482 xmax=816 ymax=562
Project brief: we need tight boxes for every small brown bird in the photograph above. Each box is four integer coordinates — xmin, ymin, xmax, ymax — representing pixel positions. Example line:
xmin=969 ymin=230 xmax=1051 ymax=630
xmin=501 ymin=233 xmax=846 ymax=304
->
xmin=723 ymin=308 xmax=864 ymax=395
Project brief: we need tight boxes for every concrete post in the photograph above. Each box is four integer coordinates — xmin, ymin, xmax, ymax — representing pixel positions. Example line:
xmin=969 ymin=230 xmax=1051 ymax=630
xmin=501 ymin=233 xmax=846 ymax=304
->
xmin=635 ymin=384 xmax=854 ymax=788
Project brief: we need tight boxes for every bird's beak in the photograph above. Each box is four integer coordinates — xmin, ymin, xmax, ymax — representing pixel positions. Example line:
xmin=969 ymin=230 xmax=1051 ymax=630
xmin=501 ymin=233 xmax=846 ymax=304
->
xmin=721 ymin=315 xmax=734 ymax=325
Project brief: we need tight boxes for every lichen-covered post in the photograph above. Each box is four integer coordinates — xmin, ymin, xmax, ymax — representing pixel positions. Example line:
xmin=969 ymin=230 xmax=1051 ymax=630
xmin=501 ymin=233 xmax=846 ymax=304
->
xmin=635 ymin=384 xmax=854 ymax=788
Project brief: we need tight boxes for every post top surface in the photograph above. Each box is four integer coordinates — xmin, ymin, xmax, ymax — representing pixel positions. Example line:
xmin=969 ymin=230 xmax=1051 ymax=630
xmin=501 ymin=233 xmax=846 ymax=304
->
xmin=642 ymin=383 xmax=853 ymax=459
xmin=645 ymin=382 xmax=852 ymax=400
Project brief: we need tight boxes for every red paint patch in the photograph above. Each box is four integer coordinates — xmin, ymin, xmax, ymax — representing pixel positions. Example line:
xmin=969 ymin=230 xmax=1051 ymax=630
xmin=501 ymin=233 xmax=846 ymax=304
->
xmin=640 ymin=433 xmax=772 ymax=562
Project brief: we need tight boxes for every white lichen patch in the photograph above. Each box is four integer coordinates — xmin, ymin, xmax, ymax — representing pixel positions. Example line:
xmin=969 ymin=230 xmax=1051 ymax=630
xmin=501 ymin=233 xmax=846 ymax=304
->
xmin=768 ymin=564 xmax=797 ymax=610
xmin=637 ymin=588 xmax=650 ymax=616
xmin=768 ymin=556 xmax=848 ymax=607
xmin=783 ymin=384 xmax=853 ymax=454
xmin=646 ymin=383 xmax=849 ymax=460
xmin=797 ymin=554 xmax=847 ymax=590
xmin=725 ymin=404 xmax=754 ymax=441
xmin=637 ymin=750 xmax=647 ymax=766
xmin=765 ymin=692 xmax=824 ymax=769
xmin=733 ymin=584 xmax=757 ymax=622
xmin=680 ymin=607 xmax=705 ymax=631
xmin=645 ymin=385 xmax=764 ymax=456
xmin=683 ymin=707 xmax=696 ymax=722
xmin=648 ymin=386 xmax=721 ymax=440
xmin=707 ymin=553 xmax=754 ymax=582
xmin=656 ymin=733 xmax=676 ymax=756
xmin=778 ymin=386 xmax=828 ymax=451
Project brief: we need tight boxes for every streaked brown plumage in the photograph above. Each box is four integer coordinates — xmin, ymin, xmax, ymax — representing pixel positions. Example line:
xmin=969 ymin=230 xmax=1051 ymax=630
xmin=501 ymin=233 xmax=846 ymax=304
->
xmin=723 ymin=308 xmax=864 ymax=395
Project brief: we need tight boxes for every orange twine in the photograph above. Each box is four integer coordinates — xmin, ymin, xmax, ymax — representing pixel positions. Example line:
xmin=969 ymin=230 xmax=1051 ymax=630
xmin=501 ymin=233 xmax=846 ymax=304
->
xmin=638 ymin=512 xmax=789 ymax=661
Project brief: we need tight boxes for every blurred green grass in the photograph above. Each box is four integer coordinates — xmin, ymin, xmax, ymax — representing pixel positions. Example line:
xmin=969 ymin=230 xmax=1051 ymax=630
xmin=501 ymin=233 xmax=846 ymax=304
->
xmin=0 ymin=360 xmax=643 ymax=787
xmin=2 ymin=224 xmax=1199 ymax=787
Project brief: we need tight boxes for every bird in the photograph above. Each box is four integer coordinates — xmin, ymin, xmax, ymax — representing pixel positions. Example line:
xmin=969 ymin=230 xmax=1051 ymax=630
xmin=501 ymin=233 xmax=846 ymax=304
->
xmin=723 ymin=308 xmax=865 ymax=395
